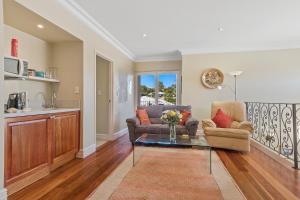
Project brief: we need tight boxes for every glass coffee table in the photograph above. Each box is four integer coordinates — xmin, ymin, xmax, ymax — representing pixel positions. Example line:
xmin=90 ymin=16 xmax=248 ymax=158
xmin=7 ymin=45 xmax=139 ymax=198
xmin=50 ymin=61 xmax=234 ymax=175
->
xmin=133 ymin=134 xmax=212 ymax=174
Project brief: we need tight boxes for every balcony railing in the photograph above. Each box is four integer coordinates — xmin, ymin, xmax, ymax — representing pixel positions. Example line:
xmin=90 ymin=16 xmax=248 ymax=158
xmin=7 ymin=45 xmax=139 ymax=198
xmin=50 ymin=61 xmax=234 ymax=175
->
xmin=139 ymin=100 xmax=175 ymax=107
xmin=245 ymin=102 xmax=300 ymax=169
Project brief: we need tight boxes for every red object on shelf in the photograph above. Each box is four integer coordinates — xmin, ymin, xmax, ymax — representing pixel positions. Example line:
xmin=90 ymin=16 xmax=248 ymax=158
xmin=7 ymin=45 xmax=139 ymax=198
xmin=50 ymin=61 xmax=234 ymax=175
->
xmin=11 ymin=38 xmax=18 ymax=57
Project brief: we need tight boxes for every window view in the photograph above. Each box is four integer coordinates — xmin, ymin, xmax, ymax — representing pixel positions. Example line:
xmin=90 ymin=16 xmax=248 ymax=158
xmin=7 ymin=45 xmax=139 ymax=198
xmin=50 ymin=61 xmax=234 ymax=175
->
xmin=138 ymin=74 xmax=156 ymax=106
xmin=158 ymin=74 xmax=177 ymax=105
xmin=138 ymin=73 xmax=178 ymax=106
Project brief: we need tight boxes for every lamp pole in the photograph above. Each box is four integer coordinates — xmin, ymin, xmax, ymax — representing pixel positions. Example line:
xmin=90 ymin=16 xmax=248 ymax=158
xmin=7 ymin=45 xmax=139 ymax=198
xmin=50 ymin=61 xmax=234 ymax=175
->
xmin=229 ymin=71 xmax=243 ymax=101
xmin=234 ymin=75 xmax=237 ymax=101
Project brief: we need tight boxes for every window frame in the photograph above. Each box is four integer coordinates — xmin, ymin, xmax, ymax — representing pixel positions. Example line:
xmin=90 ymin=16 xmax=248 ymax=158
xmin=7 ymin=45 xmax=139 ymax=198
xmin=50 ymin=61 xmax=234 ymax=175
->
xmin=135 ymin=71 xmax=182 ymax=107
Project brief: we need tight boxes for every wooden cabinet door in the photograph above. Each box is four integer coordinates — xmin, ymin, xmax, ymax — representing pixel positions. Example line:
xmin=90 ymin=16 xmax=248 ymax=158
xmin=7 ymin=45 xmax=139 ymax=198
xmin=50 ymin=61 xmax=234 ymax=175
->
xmin=51 ymin=112 xmax=79 ymax=169
xmin=5 ymin=115 xmax=52 ymax=186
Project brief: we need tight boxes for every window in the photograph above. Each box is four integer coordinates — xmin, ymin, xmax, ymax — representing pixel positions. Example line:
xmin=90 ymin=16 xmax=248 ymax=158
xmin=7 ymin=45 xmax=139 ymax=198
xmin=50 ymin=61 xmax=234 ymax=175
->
xmin=137 ymin=72 xmax=181 ymax=106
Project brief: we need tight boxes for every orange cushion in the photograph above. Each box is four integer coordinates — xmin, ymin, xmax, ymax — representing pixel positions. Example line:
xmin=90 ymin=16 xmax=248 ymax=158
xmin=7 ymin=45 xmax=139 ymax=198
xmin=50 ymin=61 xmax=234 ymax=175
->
xmin=136 ymin=109 xmax=151 ymax=125
xmin=212 ymin=109 xmax=232 ymax=128
xmin=179 ymin=110 xmax=191 ymax=125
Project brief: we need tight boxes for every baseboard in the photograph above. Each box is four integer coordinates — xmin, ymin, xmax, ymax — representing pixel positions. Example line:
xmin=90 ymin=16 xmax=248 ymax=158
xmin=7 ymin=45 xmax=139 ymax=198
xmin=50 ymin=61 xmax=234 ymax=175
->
xmin=0 ymin=188 xmax=7 ymax=200
xmin=96 ymin=133 xmax=111 ymax=140
xmin=76 ymin=143 xmax=96 ymax=159
xmin=97 ymin=128 xmax=128 ymax=141
xmin=111 ymin=128 xmax=128 ymax=140
xmin=250 ymin=139 xmax=294 ymax=168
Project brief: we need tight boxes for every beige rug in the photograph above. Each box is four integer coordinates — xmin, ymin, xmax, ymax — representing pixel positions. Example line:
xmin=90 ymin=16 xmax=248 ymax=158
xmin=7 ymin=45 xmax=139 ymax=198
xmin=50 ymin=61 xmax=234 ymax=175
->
xmin=88 ymin=147 xmax=245 ymax=200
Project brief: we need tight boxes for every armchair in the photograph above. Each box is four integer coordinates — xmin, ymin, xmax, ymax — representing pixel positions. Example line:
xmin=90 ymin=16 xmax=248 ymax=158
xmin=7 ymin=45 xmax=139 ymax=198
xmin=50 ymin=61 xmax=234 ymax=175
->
xmin=202 ymin=101 xmax=253 ymax=152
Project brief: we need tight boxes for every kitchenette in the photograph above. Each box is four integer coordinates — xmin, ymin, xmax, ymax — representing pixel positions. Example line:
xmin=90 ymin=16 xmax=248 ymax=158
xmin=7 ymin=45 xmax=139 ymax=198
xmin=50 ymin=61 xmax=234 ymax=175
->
xmin=3 ymin=0 xmax=83 ymax=195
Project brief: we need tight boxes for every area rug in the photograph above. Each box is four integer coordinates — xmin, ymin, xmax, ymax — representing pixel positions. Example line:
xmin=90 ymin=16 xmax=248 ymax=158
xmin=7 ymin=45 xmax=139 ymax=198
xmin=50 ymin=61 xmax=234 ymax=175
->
xmin=88 ymin=147 xmax=245 ymax=200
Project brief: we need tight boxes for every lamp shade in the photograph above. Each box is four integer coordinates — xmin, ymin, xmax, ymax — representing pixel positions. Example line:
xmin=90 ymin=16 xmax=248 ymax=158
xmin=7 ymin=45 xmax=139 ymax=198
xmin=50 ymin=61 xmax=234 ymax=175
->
xmin=229 ymin=70 xmax=243 ymax=76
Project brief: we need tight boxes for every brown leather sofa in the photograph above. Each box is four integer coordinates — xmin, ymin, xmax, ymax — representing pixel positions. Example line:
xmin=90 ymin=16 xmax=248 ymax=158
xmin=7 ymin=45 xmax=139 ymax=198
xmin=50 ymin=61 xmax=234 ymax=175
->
xmin=202 ymin=101 xmax=253 ymax=152
xmin=126 ymin=105 xmax=199 ymax=143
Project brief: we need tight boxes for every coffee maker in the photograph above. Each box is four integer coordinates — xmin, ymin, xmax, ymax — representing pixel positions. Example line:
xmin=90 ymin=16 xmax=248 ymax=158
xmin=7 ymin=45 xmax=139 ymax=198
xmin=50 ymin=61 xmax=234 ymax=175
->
xmin=7 ymin=92 xmax=26 ymax=110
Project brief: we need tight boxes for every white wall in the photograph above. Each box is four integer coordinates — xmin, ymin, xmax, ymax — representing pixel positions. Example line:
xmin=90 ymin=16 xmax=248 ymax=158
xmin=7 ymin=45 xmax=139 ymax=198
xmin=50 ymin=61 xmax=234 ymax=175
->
xmin=96 ymin=56 xmax=109 ymax=135
xmin=15 ymin=0 xmax=135 ymax=150
xmin=135 ymin=60 xmax=181 ymax=72
xmin=3 ymin=25 xmax=52 ymax=107
xmin=182 ymin=49 xmax=300 ymax=121
xmin=52 ymin=42 xmax=83 ymax=103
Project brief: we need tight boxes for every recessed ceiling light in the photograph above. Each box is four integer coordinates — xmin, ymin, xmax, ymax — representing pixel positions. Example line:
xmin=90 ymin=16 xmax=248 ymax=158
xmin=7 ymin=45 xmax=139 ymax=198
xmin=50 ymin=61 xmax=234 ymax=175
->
xmin=142 ymin=33 xmax=147 ymax=38
xmin=37 ymin=24 xmax=44 ymax=29
xmin=218 ymin=27 xmax=224 ymax=32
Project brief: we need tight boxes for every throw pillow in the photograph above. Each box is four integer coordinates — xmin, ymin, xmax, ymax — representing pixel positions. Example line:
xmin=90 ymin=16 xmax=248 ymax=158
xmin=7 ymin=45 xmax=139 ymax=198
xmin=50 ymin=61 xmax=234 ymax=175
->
xmin=179 ymin=110 xmax=191 ymax=125
xmin=136 ymin=109 xmax=151 ymax=125
xmin=212 ymin=109 xmax=232 ymax=128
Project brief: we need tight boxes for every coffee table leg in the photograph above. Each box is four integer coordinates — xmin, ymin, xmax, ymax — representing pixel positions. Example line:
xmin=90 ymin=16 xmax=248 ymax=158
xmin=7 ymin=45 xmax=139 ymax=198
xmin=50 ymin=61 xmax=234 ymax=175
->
xmin=209 ymin=147 xmax=212 ymax=174
xmin=132 ymin=142 xmax=135 ymax=167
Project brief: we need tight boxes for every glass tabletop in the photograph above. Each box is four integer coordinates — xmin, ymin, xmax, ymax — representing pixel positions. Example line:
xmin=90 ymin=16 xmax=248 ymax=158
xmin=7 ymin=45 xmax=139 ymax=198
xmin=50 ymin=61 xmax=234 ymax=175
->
xmin=135 ymin=134 xmax=210 ymax=148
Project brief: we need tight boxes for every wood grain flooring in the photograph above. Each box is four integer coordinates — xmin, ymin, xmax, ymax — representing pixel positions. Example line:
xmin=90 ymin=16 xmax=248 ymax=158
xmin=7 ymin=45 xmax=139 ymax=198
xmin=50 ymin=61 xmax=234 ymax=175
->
xmin=217 ymin=145 xmax=300 ymax=200
xmin=8 ymin=134 xmax=300 ymax=200
xmin=8 ymin=134 xmax=132 ymax=200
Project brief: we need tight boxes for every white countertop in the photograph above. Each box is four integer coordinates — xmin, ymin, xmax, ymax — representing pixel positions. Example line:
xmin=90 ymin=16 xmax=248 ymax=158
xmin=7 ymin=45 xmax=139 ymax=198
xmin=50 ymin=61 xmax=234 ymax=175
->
xmin=4 ymin=108 xmax=80 ymax=118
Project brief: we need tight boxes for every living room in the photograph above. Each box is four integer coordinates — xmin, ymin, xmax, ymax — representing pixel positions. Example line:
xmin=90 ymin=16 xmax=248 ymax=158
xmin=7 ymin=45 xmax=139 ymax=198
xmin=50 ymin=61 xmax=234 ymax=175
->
xmin=0 ymin=0 xmax=300 ymax=200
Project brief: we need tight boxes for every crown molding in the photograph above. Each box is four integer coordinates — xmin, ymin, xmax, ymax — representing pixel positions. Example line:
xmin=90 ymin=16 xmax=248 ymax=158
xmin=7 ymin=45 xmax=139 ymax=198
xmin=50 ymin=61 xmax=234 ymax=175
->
xmin=135 ymin=55 xmax=182 ymax=62
xmin=180 ymin=45 xmax=300 ymax=55
xmin=63 ymin=0 xmax=136 ymax=61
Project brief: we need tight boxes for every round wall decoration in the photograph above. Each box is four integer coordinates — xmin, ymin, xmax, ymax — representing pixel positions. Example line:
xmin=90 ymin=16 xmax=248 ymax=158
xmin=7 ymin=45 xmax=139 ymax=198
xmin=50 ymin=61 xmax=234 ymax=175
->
xmin=201 ymin=68 xmax=224 ymax=89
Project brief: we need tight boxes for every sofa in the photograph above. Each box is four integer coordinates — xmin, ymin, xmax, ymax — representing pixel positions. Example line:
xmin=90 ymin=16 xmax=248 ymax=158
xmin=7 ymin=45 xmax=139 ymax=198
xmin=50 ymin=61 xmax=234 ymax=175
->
xmin=126 ymin=105 xmax=199 ymax=143
xmin=202 ymin=101 xmax=253 ymax=152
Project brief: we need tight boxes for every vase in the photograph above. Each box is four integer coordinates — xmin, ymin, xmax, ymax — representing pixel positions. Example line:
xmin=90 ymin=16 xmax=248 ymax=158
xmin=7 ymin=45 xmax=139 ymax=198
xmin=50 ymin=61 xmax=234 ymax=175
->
xmin=169 ymin=123 xmax=176 ymax=142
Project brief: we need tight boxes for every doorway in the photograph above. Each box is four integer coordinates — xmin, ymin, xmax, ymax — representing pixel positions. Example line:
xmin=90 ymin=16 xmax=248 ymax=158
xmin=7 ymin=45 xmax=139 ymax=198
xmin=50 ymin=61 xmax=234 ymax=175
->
xmin=95 ymin=54 xmax=113 ymax=147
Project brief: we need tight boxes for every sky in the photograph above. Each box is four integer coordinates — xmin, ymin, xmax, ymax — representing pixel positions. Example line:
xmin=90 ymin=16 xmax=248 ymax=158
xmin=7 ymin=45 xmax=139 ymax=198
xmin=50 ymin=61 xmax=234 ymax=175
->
xmin=140 ymin=74 xmax=177 ymax=88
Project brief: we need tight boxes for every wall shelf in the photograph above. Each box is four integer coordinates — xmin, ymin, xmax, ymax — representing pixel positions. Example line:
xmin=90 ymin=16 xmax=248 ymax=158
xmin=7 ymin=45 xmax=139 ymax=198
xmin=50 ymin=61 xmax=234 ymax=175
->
xmin=4 ymin=72 xmax=60 ymax=83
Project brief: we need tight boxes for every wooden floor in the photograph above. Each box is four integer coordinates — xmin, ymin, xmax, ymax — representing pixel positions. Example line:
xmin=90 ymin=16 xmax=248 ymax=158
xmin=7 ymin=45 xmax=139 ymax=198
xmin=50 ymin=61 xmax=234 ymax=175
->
xmin=217 ymin=146 xmax=300 ymax=200
xmin=9 ymin=134 xmax=300 ymax=200
xmin=8 ymin=135 xmax=132 ymax=200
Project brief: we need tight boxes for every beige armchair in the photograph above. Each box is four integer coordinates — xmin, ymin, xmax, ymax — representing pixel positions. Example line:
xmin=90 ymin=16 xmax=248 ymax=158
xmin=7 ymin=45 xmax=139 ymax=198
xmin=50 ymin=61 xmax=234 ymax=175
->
xmin=202 ymin=101 xmax=253 ymax=152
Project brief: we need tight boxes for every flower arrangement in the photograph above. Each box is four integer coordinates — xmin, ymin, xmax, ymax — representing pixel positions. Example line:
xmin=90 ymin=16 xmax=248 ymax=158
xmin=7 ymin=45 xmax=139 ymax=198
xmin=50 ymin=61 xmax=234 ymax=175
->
xmin=161 ymin=110 xmax=182 ymax=141
xmin=161 ymin=110 xmax=183 ymax=125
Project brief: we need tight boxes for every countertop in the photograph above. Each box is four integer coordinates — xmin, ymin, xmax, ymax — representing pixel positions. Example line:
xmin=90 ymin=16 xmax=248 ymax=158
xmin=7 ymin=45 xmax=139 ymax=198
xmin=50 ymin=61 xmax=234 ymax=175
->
xmin=4 ymin=108 xmax=80 ymax=118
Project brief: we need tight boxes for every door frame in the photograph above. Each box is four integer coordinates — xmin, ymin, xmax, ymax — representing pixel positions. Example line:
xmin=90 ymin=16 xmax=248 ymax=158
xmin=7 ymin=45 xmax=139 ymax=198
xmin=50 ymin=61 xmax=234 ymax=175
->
xmin=135 ymin=71 xmax=182 ymax=107
xmin=94 ymin=50 xmax=114 ymax=140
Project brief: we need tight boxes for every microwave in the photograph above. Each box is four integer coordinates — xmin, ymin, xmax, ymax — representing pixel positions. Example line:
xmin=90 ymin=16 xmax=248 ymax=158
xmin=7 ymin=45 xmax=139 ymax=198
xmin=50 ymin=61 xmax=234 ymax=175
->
xmin=4 ymin=56 xmax=28 ymax=76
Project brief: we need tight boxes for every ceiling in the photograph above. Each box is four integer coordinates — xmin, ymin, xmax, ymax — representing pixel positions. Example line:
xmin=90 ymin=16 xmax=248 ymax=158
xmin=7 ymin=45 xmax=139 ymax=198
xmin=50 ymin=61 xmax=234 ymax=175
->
xmin=73 ymin=0 xmax=300 ymax=60
xmin=4 ymin=0 xmax=80 ymax=43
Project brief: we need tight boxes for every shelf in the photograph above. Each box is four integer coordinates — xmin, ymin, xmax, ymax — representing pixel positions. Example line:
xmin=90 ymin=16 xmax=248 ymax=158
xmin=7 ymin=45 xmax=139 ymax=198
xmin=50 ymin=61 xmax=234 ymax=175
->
xmin=28 ymin=76 xmax=60 ymax=83
xmin=4 ymin=72 xmax=60 ymax=83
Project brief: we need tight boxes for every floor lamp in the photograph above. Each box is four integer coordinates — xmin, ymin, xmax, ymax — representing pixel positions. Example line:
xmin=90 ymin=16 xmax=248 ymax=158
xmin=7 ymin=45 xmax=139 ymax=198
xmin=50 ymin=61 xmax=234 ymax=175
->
xmin=229 ymin=71 xmax=243 ymax=101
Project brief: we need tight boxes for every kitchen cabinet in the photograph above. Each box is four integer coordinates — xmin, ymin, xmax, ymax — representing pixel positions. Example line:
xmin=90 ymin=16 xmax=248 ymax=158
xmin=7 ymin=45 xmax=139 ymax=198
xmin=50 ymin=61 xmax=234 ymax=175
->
xmin=4 ymin=111 xmax=80 ymax=195
xmin=51 ymin=112 xmax=79 ymax=170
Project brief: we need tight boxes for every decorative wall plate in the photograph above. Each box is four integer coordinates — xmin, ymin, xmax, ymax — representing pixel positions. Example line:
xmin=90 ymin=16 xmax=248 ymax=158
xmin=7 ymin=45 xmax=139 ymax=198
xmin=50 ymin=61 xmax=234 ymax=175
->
xmin=201 ymin=68 xmax=224 ymax=89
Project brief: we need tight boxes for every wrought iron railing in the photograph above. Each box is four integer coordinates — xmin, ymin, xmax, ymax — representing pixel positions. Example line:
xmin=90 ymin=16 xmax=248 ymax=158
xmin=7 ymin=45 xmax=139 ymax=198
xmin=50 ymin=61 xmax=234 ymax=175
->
xmin=139 ymin=100 xmax=175 ymax=106
xmin=245 ymin=102 xmax=300 ymax=169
